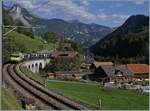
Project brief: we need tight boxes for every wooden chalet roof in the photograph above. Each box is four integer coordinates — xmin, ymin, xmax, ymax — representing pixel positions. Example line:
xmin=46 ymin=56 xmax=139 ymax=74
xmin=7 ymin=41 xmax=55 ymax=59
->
xmin=127 ymin=64 xmax=149 ymax=74
xmin=93 ymin=61 xmax=113 ymax=68
xmin=101 ymin=65 xmax=133 ymax=77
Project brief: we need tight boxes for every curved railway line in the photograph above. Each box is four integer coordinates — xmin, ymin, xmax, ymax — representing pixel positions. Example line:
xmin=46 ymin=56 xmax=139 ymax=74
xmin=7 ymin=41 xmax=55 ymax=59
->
xmin=3 ymin=63 xmax=89 ymax=110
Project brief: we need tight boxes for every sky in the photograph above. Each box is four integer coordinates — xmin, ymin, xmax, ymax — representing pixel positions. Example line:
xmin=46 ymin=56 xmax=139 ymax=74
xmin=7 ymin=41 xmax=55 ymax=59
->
xmin=3 ymin=0 xmax=149 ymax=27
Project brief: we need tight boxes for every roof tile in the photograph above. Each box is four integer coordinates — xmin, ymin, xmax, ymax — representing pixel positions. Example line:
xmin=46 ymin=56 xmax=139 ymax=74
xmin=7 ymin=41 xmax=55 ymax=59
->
xmin=127 ymin=64 xmax=149 ymax=74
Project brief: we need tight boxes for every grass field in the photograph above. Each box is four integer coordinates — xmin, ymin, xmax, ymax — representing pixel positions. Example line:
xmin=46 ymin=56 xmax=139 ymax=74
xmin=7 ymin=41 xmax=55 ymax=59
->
xmin=1 ymin=86 xmax=21 ymax=110
xmin=20 ymin=67 xmax=149 ymax=110
xmin=46 ymin=81 xmax=149 ymax=110
xmin=5 ymin=28 xmax=56 ymax=52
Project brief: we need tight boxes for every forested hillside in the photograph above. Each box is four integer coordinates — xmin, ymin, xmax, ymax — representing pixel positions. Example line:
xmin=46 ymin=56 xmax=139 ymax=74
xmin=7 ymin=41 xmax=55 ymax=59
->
xmin=90 ymin=15 xmax=149 ymax=63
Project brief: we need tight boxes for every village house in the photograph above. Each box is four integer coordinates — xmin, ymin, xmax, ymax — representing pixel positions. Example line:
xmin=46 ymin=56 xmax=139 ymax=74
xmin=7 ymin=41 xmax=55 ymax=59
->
xmin=89 ymin=63 xmax=149 ymax=83
xmin=127 ymin=64 xmax=149 ymax=80
xmin=91 ymin=65 xmax=133 ymax=83
xmin=51 ymin=43 xmax=78 ymax=60
xmin=47 ymin=72 xmax=56 ymax=79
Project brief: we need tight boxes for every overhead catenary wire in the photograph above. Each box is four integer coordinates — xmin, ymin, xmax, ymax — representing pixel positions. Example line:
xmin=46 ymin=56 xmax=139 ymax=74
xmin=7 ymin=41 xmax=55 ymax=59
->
xmin=3 ymin=25 xmax=45 ymax=36
xmin=3 ymin=26 xmax=17 ymax=36
xmin=3 ymin=25 xmax=43 ymax=28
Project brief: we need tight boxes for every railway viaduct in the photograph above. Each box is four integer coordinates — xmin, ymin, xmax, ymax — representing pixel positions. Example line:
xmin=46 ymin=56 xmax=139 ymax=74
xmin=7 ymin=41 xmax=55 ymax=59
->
xmin=22 ymin=59 xmax=50 ymax=73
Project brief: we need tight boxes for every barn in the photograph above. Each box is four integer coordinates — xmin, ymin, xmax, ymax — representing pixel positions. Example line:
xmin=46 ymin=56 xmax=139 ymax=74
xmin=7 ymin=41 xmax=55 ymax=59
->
xmin=99 ymin=65 xmax=133 ymax=83
xmin=89 ymin=65 xmax=133 ymax=83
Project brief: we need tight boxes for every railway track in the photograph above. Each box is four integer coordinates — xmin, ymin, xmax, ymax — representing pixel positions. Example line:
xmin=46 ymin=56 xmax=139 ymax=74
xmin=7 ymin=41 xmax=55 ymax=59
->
xmin=3 ymin=63 xmax=89 ymax=110
xmin=3 ymin=64 xmax=52 ymax=110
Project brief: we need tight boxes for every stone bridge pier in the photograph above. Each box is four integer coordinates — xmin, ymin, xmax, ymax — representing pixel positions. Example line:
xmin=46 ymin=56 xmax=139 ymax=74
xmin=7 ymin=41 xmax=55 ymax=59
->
xmin=22 ymin=59 xmax=50 ymax=73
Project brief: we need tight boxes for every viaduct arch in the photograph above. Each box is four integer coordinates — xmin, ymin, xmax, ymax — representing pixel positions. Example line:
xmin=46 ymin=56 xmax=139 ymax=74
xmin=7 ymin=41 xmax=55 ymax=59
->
xmin=22 ymin=59 xmax=50 ymax=73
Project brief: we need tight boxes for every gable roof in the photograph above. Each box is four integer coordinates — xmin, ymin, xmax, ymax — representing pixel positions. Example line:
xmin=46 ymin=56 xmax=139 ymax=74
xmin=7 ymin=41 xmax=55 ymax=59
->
xmin=101 ymin=65 xmax=132 ymax=77
xmin=94 ymin=61 xmax=113 ymax=68
xmin=127 ymin=64 xmax=149 ymax=74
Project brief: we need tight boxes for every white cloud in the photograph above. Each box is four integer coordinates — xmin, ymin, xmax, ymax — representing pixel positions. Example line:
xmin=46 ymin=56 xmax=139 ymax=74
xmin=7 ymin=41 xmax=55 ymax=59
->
xmin=12 ymin=0 xmax=96 ymax=21
xmin=10 ymin=0 xmax=129 ymax=25
xmin=133 ymin=0 xmax=145 ymax=5
xmin=97 ymin=12 xmax=129 ymax=25
xmin=97 ymin=10 xmax=107 ymax=20
xmin=49 ymin=0 xmax=95 ymax=21
xmin=80 ymin=0 xmax=90 ymax=6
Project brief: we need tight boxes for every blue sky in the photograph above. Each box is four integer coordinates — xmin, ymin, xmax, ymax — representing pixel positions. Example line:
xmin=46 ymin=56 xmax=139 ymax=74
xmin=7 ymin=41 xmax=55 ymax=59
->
xmin=4 ymin=0 xmax=149 ymax=27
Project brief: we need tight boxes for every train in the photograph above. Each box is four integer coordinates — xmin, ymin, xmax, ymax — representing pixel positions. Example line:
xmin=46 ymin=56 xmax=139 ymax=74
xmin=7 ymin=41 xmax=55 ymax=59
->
xmin=9 ymin=52 xmax=51 ymax=62
xmin=10 ymin=52 xmax=25 ymax=62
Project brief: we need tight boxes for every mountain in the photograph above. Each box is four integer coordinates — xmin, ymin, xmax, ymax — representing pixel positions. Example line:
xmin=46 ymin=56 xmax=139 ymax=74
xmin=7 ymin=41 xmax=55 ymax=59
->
xmin=9 ymin=4 xmax=32 ymax=26
xmin=5 ymin=4 xmax=113 ymax=48
xmin=90 ymin=15 xmax=149 ymax=63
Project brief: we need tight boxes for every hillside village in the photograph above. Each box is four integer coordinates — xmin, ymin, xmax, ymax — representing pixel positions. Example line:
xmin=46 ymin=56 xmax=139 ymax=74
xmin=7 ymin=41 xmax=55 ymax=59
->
xmin=43 ymin=42 xmax=149 ymax=91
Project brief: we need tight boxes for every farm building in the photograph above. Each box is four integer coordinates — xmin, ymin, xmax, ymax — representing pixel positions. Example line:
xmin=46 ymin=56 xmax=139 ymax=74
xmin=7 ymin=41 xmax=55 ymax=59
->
xmin=127 ymin=64 xmax=149 ymax=80
xmin=99 ymin=65 xmax=133 ymax=83
xmin=89 ymin=65 xmax=133 ymax=83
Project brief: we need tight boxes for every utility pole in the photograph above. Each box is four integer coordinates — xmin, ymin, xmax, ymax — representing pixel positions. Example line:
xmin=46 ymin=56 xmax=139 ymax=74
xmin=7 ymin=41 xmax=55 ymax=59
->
xmin=98 ymin=97 xmax=102 ymax=110
xmin=0 ymin=0 xmax=2 ymax=109
xmin=0 ymin=0 xmax=3 ymax=69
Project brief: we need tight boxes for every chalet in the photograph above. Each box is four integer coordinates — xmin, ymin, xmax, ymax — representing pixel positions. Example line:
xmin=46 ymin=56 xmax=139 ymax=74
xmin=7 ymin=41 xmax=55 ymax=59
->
xmin=51 ymin=43 xmax=78 ymax=60
xmin=89 ymin=65 xmax=133 ymax=83
xmin=127 ymin=64 xmax=149 ymax=80
xmin=90 ymin=61 xmax=113 ymax=71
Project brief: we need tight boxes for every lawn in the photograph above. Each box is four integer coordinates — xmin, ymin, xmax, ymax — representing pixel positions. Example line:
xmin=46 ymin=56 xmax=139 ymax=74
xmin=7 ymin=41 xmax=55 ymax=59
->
xmin=1 ymin=86 xmax=21 ymax=110
xmin=20 ymin=67 xmax=149 ymax=110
